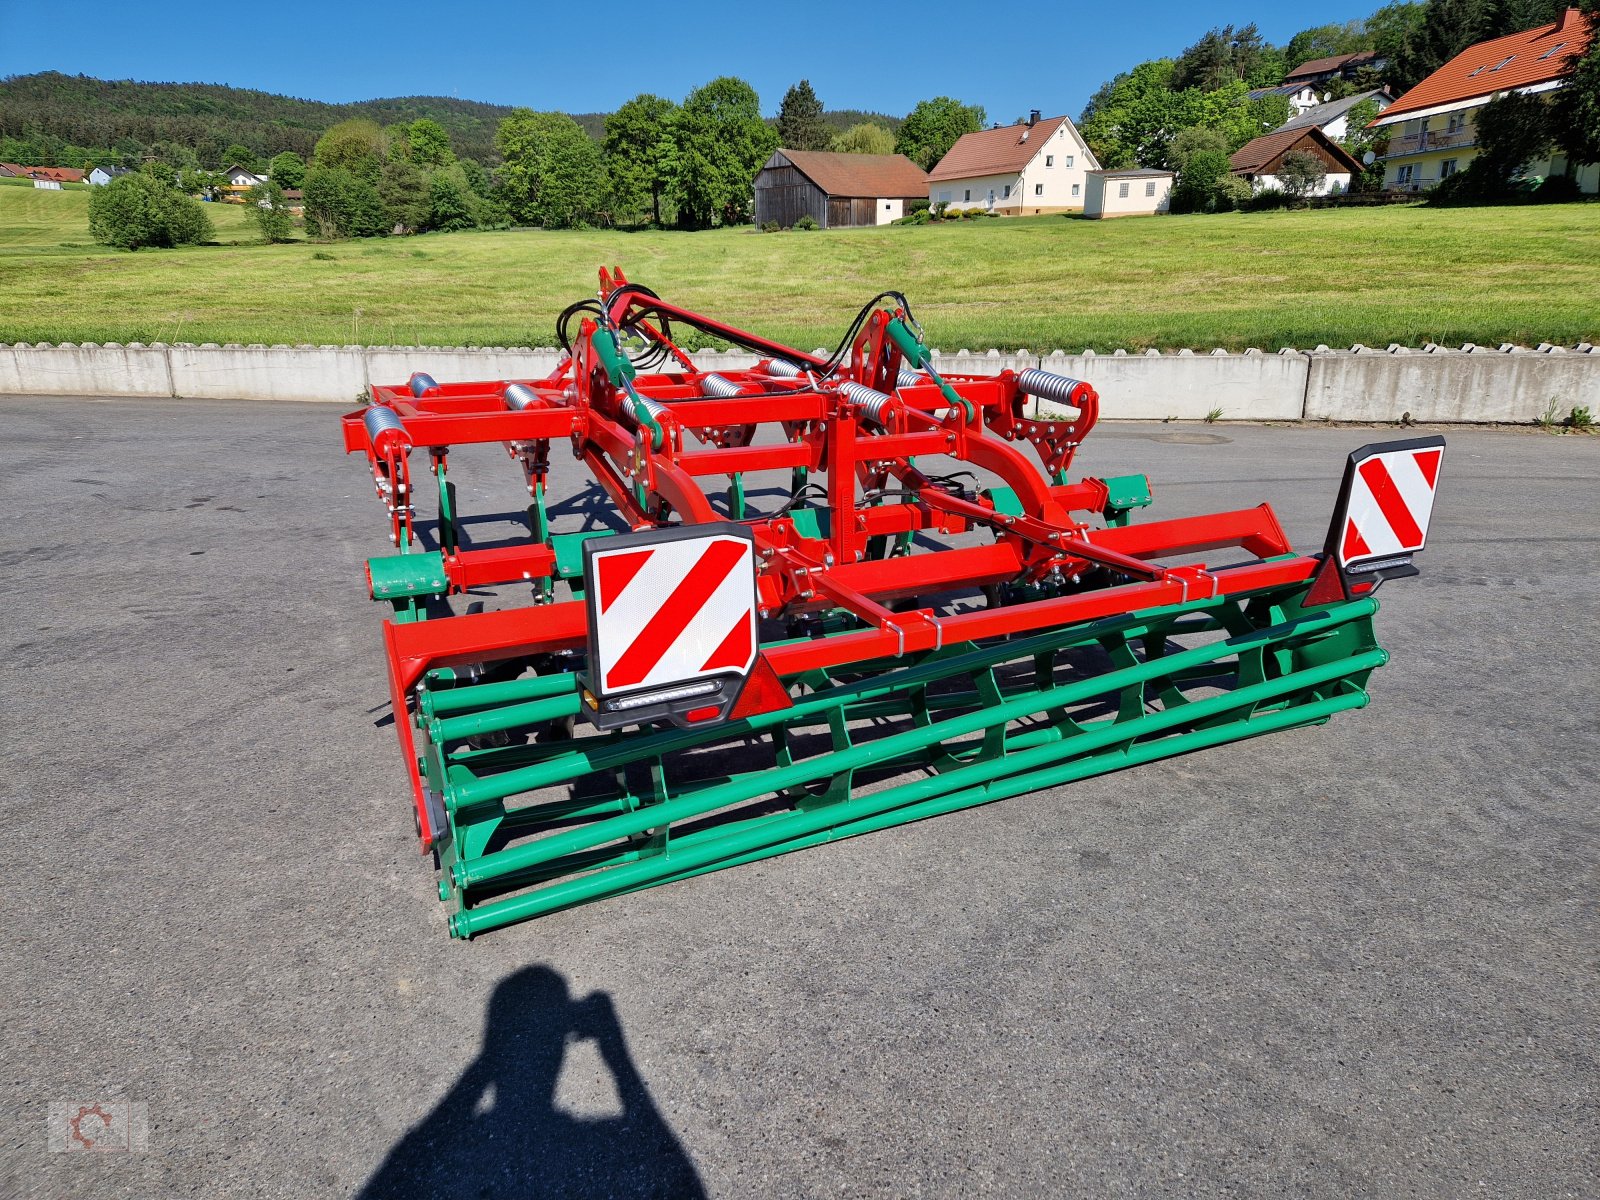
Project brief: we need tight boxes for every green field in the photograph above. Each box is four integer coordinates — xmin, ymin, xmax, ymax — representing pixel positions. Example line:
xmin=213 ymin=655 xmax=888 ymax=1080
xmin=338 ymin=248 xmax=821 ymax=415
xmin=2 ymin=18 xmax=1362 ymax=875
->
xmin=1 ymin=181 xmax=1596 ymax=351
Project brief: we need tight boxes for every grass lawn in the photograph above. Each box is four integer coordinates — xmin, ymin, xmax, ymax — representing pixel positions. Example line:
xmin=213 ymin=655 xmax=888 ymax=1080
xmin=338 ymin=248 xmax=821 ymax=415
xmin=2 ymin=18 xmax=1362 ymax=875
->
xmin=1 ymin=182 xmax=1596 ymax=351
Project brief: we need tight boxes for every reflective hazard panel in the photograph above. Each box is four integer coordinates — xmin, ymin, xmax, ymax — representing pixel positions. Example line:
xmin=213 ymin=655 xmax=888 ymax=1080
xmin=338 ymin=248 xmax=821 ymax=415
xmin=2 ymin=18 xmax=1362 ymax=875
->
xmin=581 ymin=523 xmax=759 ymax=729
xmin=1306 ymin=435 xmax=1445 ymax=606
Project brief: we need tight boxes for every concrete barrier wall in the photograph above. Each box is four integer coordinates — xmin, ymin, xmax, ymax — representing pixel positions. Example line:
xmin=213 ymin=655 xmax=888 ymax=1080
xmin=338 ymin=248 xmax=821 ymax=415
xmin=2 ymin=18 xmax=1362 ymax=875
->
xmin=0 ymin=340 xmax=1595 ymax=421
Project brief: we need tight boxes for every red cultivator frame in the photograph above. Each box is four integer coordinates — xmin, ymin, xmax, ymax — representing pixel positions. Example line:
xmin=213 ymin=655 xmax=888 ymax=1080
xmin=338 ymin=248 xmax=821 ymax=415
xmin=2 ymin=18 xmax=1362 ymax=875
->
xmin=342 ymin=268 xmax=1444 ymax=939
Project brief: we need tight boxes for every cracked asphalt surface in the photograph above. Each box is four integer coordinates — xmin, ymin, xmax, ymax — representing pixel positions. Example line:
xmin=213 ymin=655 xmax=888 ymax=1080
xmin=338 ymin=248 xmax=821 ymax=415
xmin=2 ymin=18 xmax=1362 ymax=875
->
xmin=2 ymin=395 xmax=1595 ymax=1199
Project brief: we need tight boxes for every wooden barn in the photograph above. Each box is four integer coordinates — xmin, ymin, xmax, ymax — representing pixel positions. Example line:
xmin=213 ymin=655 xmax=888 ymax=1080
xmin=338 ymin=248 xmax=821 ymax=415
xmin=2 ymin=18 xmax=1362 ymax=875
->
xmin=753 ymin=150 xmax=929 ymax=229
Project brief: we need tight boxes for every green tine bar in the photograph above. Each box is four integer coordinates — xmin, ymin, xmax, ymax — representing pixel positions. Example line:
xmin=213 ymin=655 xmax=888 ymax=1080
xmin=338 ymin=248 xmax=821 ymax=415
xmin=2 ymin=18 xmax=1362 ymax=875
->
xmin=630 ymin=688 xmax=1368 ymax=901
xmin=452 ymin=598 xmax=1376 ymax=890
xmin=448 ymin=596 xmax=1244 ymax=810
xmin=421 ymin=671 xmax=579 ymax=719
xmin=433 ymin=693 xmax=582 ymax=745
xmin=449 ymin=656 xmax=1379 ymax=936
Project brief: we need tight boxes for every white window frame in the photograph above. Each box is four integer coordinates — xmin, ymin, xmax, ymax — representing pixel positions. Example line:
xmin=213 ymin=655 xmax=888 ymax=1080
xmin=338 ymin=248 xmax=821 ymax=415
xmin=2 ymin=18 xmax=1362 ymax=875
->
xmin=1146 ymin=181 xmax=1156 ymax=197
xmin=1034 ymin=183 xmax=1043 ymax=196
xmin=1118 ymin=181 xmax=1130 ymax=198
xmin=1045 ymin=154 xmax=1054 ymax=167
xmin=1071 ymin=182 xmax=1080 ymax=197
xmin=1065 ymin=155 xmax=1074 ymax=168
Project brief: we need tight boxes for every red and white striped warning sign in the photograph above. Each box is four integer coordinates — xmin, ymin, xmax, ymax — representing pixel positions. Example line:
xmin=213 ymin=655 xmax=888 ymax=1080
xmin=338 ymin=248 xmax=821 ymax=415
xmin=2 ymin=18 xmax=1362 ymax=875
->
xmin=1338 ymin=442 xmax=1443 ymax=567
xmin=589 ymin=530 xmax=758 ymax=695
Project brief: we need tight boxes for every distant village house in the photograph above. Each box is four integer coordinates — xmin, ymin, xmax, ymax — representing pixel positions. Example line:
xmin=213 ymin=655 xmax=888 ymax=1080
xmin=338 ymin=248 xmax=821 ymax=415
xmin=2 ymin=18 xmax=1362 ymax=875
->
xmin=928 ymin=111 xmax=1099 ymax=215
xmin=1083 ymin=168 xmax=1173 ymax=218
xmin=753 ymin=150 xmax=928 ymax=228
xmin=1229 ymin=126 xmax=1364 ymax=196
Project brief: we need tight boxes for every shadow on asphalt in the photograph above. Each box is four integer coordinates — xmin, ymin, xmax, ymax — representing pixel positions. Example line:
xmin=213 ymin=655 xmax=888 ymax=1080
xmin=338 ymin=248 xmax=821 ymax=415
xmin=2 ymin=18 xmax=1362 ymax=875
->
xmin=357 ymin=966 xmax=705 ymax=1200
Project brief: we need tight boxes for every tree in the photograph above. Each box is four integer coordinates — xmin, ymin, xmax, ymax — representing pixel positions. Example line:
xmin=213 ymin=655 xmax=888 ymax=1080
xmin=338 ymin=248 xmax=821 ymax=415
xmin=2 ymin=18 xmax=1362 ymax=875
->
xmin=302 ymin=166 xmax=388 ymax=238
xmin=1276 ymin=149 xmax=1328 ymax=196
xmin=249 ymin=182 xmax=294 ymax=243
xmin=378 ymin=159 xmax=429 ymax=233
xmin=88 ymin=172 xmax=214 ymax=249
xmin=830 ymin=122 xmax=896 ymax=155
xmin=604 ymin=94 xmax=678 ymax=226
xmin=1553 ymin=2 xmax=1600 ymax=168
xmin=408 ymin=118 xmax=455 ymax=167
xmin=896 ymin=97 xmax=985 ymax=170
xmin=268 ymin=151 xmax=306 ymax=190
xmin=776 ymin=80 xmax=830 ymax=150
xmin=1168 ymin=126 xmax=1230 ymax=173
xmin=667 ymin=77 xmax=778 ymax=228
xmin=1169 ymin=148 xmax=1232 ymax=212
xmin=1364 ymin=2 xmax=1427 ymax=64
xmin=1173 ymin=25 xmax=1275 ymax=92
xmin=1078 ymin=61 xmax=1179 ymax=167
xmin=220 ymin=142 xmax=258 ymax=170
xmin=496 ymin=109 xmax=608 ymax=228
xmin=428 ymin=166 xmax=476 ymax=231
xmin=313 ymin=119 xmax=386 ymax=181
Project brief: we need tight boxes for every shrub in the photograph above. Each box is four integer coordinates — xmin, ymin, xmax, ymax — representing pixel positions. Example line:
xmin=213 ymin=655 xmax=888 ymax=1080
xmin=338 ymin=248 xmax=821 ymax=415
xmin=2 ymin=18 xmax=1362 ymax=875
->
xmin=906 ymin=198 xmax=930 ymax=215
xmin=1535 ymin=174 xmax=1582 ymax=203
xmin=794 ymin=214 xmax=819 ymax=231
xmin=249 ymin=183 xmax=294 ymax=244
xmin=1246 ymin=186 xmax=1290 ymax=211
xmin=909 ymin=207 xmax=932 ymax=224
xmin=760 ymin=220 xmax=780 ymax=232
xmin=302 ymin=166 xmax=388 ymax=238
xmin=88 ymin=172 xmax=214 ymax=249
xmin=932 ymin=200 xmax=950 ymax=219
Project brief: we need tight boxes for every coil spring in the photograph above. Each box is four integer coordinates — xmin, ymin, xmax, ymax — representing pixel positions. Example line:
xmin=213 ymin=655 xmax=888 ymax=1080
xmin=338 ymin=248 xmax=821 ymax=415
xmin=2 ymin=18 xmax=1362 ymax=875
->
xmin=897 ymin=367 xmax=927 ymax=388
xmin=840 ymin=381 xmax=895 ymax=426
xmin=622 ymin=392 xmax=670 ymax=428
xmin=503 ymin=383 xmax=539 ymax=411
xmin=1016 ymin=369 xmax=1087 ymax=411
xmin=765 ymin=359 xmax=803 ymax=378
xmin=409 ymin=372 xmax=439 ymax=397
xmin=700 ymin=373 xmax=744 ymax=399
xmin=363 ymin=404 xmax=410 ymax=449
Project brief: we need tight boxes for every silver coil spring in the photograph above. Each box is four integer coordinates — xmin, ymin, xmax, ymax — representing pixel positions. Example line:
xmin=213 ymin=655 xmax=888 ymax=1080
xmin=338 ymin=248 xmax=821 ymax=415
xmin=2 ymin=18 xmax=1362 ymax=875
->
xmin=503 ymin=383 xmax=539 ymax=411
xmin=840 ymin=381 xmax=895 ymax=426
xmin=1016 ymin=369 xmax=1087 ymax=409
xmin=363 ymin=404 xmax=410 ymax=451
xmin=699 ymin=373 xmax=744 ymax=399
xmin=409 ymin=372 xmax=439 ymax=397
xmin=622 ymin=392 xmax=670 ymax=428
xmin=897 ymin=366 xmax=927 ymax=388
xmin=764 ymin=359 xmax=803 ymax=378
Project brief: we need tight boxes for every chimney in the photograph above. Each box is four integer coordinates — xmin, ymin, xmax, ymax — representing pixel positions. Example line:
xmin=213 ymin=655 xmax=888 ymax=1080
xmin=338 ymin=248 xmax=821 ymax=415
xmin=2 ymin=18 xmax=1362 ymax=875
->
xmin=1028 ymin=109 xmax=1040 ymax=126
xmin=1557 ymin=6 xmax=1578 ymax=31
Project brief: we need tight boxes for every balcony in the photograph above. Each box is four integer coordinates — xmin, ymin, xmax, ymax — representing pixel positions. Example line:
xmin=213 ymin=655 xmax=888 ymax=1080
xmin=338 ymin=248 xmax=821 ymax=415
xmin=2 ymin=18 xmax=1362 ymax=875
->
xmin=1383 ymin=127 xmax=1477 ymax=158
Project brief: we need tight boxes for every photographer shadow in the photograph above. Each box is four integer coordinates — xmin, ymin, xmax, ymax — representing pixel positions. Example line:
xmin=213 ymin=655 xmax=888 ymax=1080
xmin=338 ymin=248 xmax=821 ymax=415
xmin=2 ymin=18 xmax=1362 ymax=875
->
xmin=358 ymin=965 xmax=706 ymax=1200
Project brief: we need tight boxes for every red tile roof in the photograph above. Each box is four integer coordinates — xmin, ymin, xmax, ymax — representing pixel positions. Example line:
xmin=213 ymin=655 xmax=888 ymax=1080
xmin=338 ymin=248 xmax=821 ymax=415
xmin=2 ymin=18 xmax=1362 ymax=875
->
xmin=772 ymin=150 xmax=928 ymax=198
xmin=1286 ymin=50 xmax=1379 ymax=81
xmin=927 ymin=116 xmax=1079 ymax=181
xmin=1229 ymin=126 xmax=1364 ymax=176
xmin=23 ymin=166 xmax=84 ymax=183
xmin=1379 ymin=7 xmax=1593 ymax=121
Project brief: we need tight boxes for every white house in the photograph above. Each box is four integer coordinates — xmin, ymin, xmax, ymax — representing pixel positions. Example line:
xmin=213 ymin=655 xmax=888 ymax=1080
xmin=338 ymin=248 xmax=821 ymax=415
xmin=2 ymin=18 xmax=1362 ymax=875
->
xmin=222 ymin=164 xmax=265 ymax=188
xmin=1248 ymin=82 xmax=1326 ymax=117
xmin=87 ymin=166 xmax=131 ymax=186
xmin=1083 ymin=168 xmax=1173 ymax=218
xmin=1275 ymin=89 xmax=1392 ymax=142
xmin=1229 ymin=126 xmax=1366 ymax=196
xmin=927 ymin=111 xmax=1100 ymax=215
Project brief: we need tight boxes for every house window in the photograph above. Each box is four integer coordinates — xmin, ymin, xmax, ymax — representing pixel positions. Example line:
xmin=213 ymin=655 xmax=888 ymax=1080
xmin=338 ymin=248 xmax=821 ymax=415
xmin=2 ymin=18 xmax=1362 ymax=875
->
xmin=1440 ymin=159 xmax=1458 ymax=178
xmin=1046 ymin=155 xmax=1054 ymax=167
xmin=1002 ymin=184 xmax=1011 ymax=198
xmin=964 ymin=189 xmax=971 ymax=202
xmin=1034 ymin=183 xmax=1043 ymax=196
xmin=1540 ymin=42 xmax=1567 ymax=60
xmin=1118 ymin=181 xmax=1130 ymax=198
xmin=1065 ymin=155 xmax=1074 ymax=168
xmin=884 ymin=201 xmax=891 ymax=209
xmin=1489 ymin=55 xmax=1515 ymax=71
xmin=1071 ymin=182 xmax=1080 ymax=197
xmin=1146 ymin=181 xmax=1156 ymax=196
xmin=1397 ymin=164 xmax=1414 ymax=184
xmin=938 ymin=190 xmax=950 ymax=203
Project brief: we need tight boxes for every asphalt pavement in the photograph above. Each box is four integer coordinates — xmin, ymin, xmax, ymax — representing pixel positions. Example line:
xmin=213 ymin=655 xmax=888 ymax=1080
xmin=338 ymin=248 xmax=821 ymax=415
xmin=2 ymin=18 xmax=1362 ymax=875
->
xmin=2 ymin=395 xmax=1595 ymax=1199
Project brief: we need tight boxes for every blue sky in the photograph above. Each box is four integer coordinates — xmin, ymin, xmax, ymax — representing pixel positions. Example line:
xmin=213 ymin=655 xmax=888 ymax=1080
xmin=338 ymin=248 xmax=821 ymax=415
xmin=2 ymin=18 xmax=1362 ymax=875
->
xmin=0 ymin=1 xmax=1379 ymax=120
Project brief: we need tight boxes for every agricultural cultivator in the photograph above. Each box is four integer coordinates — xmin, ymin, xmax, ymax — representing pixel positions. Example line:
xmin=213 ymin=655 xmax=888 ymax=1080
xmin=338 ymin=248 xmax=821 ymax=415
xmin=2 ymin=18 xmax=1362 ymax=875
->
xmin=341 ymin=269 xmax=1445 ymax=939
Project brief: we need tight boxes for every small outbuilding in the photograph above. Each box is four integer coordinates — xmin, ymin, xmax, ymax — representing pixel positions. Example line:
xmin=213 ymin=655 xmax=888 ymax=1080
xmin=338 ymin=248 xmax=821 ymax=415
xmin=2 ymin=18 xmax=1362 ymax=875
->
xmin=1083 ymin=168 xmax=1173 ymax=218
xmin=1229 ymin=127 xmax=1364 ymax=196
xmin=753 ymin=149 xmax=929 ymax=229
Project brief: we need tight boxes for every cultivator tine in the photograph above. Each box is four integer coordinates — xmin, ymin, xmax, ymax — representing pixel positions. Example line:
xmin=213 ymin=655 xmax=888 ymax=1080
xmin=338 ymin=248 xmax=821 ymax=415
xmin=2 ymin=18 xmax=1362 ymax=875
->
xmin=338 ymin=268 xmax=1444 ymax=938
